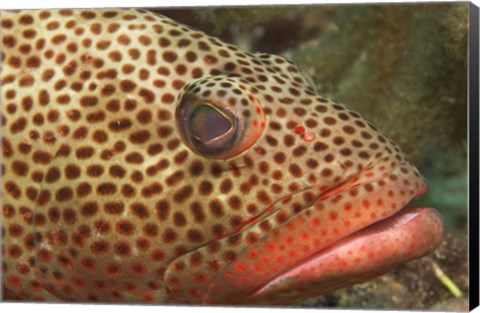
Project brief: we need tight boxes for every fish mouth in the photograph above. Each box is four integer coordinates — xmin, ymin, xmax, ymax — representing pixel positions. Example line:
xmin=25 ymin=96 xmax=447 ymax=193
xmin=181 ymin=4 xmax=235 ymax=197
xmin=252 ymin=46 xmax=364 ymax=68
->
xmin=250 ymin=206 xmax=444 ymax=304
xmin=204 ymin=162 xmax=444 ymax=304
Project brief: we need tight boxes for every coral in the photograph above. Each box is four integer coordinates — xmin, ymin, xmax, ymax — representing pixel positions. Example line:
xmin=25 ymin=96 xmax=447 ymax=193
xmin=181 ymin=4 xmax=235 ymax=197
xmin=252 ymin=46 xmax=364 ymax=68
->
xmin=441 ymin=3 xmax=469 ymax=63
xmin=194 ymin=6 xmax=292 ymax=33
xmin=288 ymin=4 xmax=468 ymax=167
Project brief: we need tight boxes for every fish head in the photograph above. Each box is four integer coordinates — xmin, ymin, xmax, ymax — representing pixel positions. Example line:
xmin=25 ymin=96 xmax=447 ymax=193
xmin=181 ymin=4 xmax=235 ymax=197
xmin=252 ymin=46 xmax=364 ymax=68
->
xmin=170 ymin=54 xmax=444 ymax=304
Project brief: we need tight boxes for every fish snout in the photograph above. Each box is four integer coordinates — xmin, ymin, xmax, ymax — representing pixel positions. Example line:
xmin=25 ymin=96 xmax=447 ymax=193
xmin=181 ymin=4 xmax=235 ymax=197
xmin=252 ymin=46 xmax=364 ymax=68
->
xmin=201 ymin=160 xmax=442 ymax=304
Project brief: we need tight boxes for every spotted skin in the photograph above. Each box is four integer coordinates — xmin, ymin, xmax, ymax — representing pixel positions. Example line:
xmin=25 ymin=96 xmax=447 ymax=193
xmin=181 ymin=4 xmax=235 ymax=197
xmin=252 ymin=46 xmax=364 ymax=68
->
xmin=1 ymin=9 xmax=443 ymax=304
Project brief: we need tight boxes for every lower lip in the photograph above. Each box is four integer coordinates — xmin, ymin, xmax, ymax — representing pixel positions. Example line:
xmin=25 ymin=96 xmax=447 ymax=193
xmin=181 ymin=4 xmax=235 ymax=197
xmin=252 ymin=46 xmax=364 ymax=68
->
xmin=251 ymin=206 xmax=444 ymax=304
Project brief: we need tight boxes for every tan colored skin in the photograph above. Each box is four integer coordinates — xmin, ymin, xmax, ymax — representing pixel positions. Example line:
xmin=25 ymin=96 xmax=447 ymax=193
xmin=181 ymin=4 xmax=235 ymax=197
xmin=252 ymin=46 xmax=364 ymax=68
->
xmin=1 ymin=9 xmax=443 ymax=304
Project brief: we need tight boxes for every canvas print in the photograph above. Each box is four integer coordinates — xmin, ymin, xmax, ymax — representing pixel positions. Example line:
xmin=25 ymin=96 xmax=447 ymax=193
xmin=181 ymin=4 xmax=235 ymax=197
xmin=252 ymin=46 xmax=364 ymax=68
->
xmin=0 ymin=2 xmax=470 ymax=310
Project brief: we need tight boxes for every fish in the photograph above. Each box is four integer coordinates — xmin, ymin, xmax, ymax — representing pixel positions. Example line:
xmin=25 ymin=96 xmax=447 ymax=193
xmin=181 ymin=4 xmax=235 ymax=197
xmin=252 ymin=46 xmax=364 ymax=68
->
xmin=0 ymin=8 xmax=444 ymax=305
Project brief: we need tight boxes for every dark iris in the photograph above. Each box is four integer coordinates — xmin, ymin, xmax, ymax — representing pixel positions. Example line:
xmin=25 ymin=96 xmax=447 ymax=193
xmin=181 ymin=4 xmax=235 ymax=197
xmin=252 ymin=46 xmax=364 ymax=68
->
xmin=190 ymin=104 xmax=232 ymax=143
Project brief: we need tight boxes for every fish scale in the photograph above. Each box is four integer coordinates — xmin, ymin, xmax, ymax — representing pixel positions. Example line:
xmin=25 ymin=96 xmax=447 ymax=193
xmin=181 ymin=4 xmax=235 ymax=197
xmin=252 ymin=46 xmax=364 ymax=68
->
xmin=1 ymin=8 xmax=443 ymax=304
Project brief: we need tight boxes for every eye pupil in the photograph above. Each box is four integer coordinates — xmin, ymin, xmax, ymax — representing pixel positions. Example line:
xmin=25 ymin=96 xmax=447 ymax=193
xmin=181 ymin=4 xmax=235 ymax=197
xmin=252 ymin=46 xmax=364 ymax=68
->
xmin=190 ymin=104 xmax=233 ymax=142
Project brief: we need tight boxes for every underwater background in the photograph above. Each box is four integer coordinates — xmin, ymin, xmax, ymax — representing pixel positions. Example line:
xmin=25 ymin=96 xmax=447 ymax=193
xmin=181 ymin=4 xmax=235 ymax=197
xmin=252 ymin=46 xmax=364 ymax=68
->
xmin=153 ymin=2 xmax=469 ymax=311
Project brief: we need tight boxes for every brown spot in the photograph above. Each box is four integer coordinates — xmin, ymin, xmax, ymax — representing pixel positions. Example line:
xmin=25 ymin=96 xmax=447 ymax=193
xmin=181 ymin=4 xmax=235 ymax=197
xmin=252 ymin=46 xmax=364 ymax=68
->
xmin=173 ymin=186 xmax=193 ymax=203
xmin=141 ymin=183 xmax=162 ymax=198
xmin=109 ymin=165 xmax=126 ymax=178
xmin=81 ymin=201 xmax=98 ymax=217
xmin=76 ymin=183 xmax=92 ymax=197
xmin=87 ymin=165 xmax=104 ymax=177
xmin=91 ymin=240 xmax=110 ymax=255
xmin=11 ymin=160 xmax=29 ymax=177
xmin=10 ymin=117 xmax=27 ymax=134
xmin=187 ymin=229 xmax=204 ymax=243
xmin=162 ymin=51 xmax=178 ymax=63
xmin=33 ymin=150 xmax=52 ymax=165
xmin=75 ymin=146 xmax=94 ymax=159
xmin=129 ymin=130 xmax=151 ymax=145
xmin=19 ymin=14 xmax=34 ymax=25
xmin=117 ymin=34 xmax=131 ymax=45
xmin=62 ymin=209 xmax=76 ymax=225
xmin=19 ymin=75 xmax=35 ymax=87
xmin=64 ymin=164 xmax=81 ymax=179
xmin=5 ymin=181 xmax=21 ymax=199
xmin=256 ymin=190 xmax=272 ymax=204
xmin=147 ymin=50 xmax=156 ymax=65
xmin=105 ymin=202 xmax=124 ymax=215
xmin=120 ymin=80 xmax=137 ymax=93
xmin=81 ymin=11 xmax=96 ymax=19
xmin=56 ymin=187 xmax=73 ymax=202
xmin=321 ymin=168 xmax=333 ymax=177
xmin=125 ymin=152 xmax=144 ymax=164
xmin=97 ymin=183 xmax=117 ymax=195
xmin=174 ymin=150 xmax=188 ymax=164
xmin=3 ymin=35 xmax=16 ymax=48
xmin=121 ymin=184 xmax=136 ymax=197
xmin=67 ymin=42 xmax=78 ymax=53
xmin=162 ymin=228 xmax=178 ymax=243
xmin=199 ymin=180 xmax=213 ymax=196
xmin=73 ymin=126 xmax=88 ymax=140
xmin=161 ymin=93 xmax=174 ymax=104
xmin=109 ymin=118 xmax=132 ymax=132
xmin=220 ymin=179 xmax=233 ymax=194
xmin=116 ymin=220 xmax=135 ymax=236
xmin=139 ymin=88 xmax=155 ymax=103
xmin=273 ymin=152 xmax=286 ymax=164
xmin=156 ymin=200 xmax=170 ymax=221
xmin=209 ymin=200 xmax=224 ymax=218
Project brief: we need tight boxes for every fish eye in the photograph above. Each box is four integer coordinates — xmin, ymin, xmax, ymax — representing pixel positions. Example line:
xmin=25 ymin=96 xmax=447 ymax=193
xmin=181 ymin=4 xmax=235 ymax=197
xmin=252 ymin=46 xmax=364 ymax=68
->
xmin=186 ymin=103 xmax=238 ymax=155
xmin=176 ymin=77 xmax=266 ymax=160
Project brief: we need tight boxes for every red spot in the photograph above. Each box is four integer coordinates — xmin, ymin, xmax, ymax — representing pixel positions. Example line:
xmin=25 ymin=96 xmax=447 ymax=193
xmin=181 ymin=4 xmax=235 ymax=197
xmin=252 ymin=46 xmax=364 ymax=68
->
xmin=234 ymin=262 xmax=246 ymax=273
xmin=311 ymin=217 xmax=321 ymax=227
xmin=301 ymin=232 xmax=310 ymax=240
xmin=72 ymin=277 xmax=85 ymax=289
xmin=266 ymin=243 xmax=276 ymax=252
xmin=223 ymin=273 xmax=233 ymax=281
xmin=294 ymin=125 xmax=305 ymax=135
xmin=130 ymin=262 xmax=147 ymax=275
xmin=329 ymin=211 xmax=338 ymax=221
xmin=248 ymin=249 xmax=259 ymax=260
xmin=142 ymin=293 xmax=154 ymax=302
xmin=286 ymin=235 xmax=294 ymax=244
xmin=8 ymin=275 xmax=21 ymax=287
xmin=192 ymin=273 xmax=208 ymax=284
xmin=343 ymin=203 xmax=352 ymax=211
